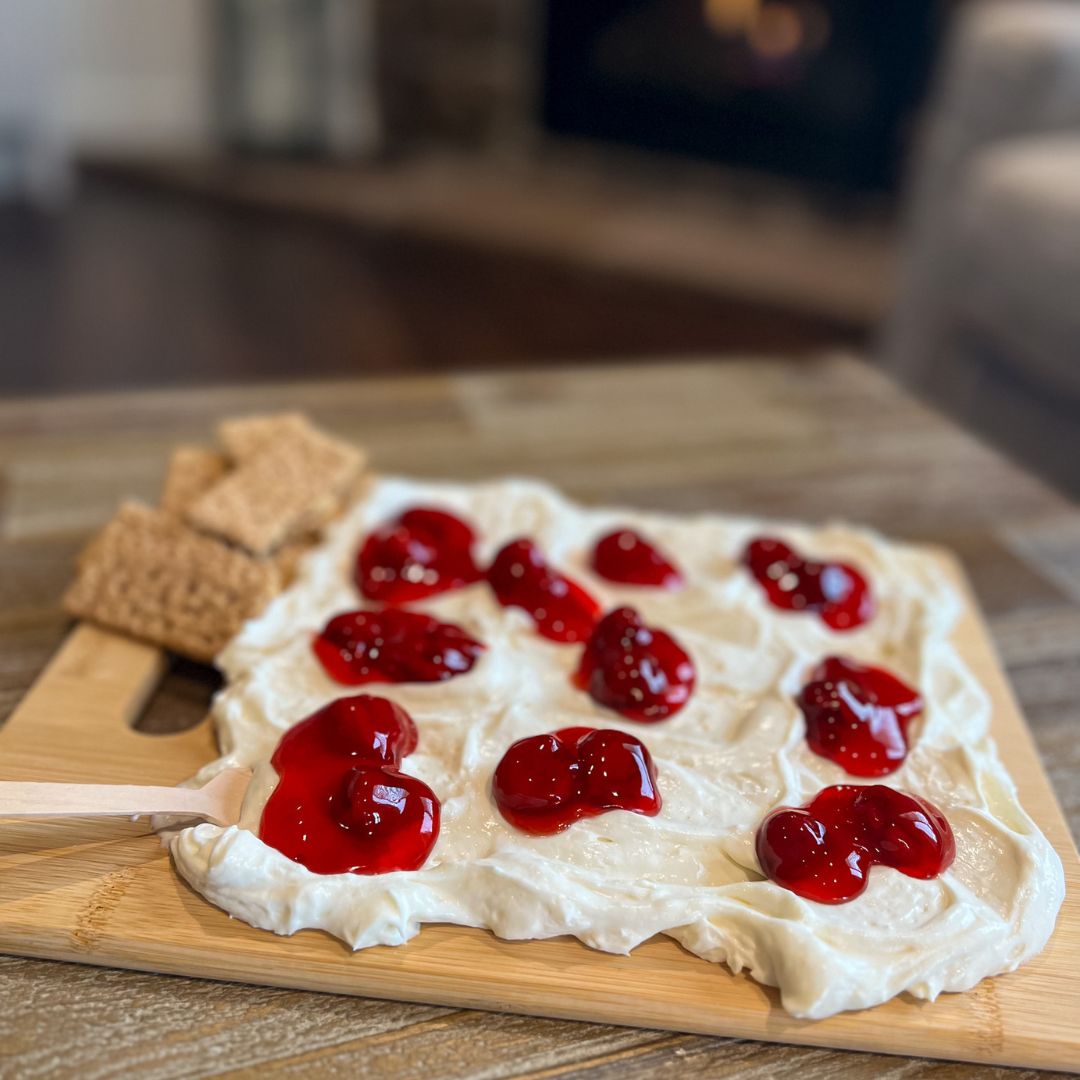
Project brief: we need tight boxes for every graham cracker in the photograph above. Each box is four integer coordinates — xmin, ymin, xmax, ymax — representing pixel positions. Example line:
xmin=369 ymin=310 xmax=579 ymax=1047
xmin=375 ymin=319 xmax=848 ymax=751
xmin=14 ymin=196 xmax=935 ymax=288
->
xmin=64 ymin=502 xmax=280 ymax=663
xmin=186 ymin=423 xmax=365 ymax=556
xmin=159 ymin=445 xmax=229 ymax=516
xmin=272 ymin=471 xmax=372 ymax=585
xmin=217 ymin=413 xmax=313 ymax=463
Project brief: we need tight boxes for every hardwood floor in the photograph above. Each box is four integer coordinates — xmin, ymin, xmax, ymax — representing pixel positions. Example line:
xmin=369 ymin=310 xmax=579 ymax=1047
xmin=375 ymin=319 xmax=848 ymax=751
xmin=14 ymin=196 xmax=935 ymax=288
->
xmin=0 ymin=173 xmax=863 ymax=396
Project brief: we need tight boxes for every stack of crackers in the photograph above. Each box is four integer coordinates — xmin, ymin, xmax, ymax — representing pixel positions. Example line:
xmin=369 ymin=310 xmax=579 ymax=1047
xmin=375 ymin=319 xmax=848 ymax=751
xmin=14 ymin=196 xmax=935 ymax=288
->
xmin=64 ymin=413 xmax=367 ymax=664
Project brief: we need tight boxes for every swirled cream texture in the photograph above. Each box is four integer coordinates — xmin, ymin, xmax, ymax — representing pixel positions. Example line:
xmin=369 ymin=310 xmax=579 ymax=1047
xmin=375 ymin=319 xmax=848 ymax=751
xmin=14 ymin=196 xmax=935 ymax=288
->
xmin=171 ymin=478 xmax=1064 ymax=1018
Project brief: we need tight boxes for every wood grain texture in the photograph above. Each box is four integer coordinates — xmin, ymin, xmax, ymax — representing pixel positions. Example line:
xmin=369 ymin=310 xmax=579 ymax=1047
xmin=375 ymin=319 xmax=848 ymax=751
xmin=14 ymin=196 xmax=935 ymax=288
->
xmin=1 ymin=356 xmax=1078 ymax=1079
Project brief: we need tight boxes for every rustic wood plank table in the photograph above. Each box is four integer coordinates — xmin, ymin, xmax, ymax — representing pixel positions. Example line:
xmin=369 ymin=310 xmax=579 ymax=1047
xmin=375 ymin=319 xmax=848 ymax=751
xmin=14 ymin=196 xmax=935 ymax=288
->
xmin=1 ymin=356 xmax=1078 ymax=1079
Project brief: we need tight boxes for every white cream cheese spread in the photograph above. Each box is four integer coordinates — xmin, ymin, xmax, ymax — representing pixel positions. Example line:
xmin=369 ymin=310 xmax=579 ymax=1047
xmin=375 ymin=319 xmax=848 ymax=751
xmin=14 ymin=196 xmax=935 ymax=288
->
xmin=171 ymin=477 xmax=1065 ymax=1018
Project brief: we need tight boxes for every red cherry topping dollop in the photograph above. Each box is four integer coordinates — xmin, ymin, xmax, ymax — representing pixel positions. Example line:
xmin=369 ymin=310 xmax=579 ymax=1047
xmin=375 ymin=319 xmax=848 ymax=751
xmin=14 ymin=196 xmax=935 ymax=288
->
xmin=574 ymin=607 xmax=695 ymax=722
xmin=755 ymin=784 xmax=955 ymax=904
xmin=313 ymin=608 xmax=484 ymax=685
xmin=356 ymin=506 xmax=482 ymax=604
xmin=591 ymin=529 xmax=684 ymax=589
xmin=492 ymin=726 xmax=661 ymax=835
xmin=487 ymin=538 xmax=600 ymax=643
xmin=799 ymin=656 xmax=923 ymax=777
xmin=743 ymin=537 xmax=875 ymax=631
xmin=259 ymin=695 xmax=439 ymax=875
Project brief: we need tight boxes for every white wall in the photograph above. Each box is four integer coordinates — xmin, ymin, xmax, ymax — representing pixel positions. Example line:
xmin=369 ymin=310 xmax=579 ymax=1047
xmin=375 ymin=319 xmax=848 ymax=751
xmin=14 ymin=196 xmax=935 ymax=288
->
xmin=0 ymin=0 xmax=213 ymax=196
xmin=57 ymin=0 xmax=215 ymax=153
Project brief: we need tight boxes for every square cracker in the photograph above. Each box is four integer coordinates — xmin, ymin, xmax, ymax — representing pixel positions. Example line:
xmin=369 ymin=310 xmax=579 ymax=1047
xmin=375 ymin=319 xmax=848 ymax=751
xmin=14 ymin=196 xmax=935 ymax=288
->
xmin=64 ymin=502 xmax=280 ymax=663
xmin=159 ymin=445 xmax=229 ymax=516
xmin=217 ymin=413 xmax=313 ymax=463
xmin=186 ymin=423 xmax=364 ymax=555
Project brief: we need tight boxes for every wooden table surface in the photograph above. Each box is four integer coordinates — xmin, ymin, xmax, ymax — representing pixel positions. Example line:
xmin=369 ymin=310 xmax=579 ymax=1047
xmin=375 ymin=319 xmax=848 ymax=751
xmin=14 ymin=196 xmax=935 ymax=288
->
xmin=1 ymin=356 xmax=1078 ymax=1079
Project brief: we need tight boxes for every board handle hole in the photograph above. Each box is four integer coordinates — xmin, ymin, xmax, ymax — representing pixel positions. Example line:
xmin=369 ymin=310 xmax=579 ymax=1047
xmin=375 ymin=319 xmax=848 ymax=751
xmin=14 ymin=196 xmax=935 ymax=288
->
xmin=132 ymin=655 xmax=221 ymax=735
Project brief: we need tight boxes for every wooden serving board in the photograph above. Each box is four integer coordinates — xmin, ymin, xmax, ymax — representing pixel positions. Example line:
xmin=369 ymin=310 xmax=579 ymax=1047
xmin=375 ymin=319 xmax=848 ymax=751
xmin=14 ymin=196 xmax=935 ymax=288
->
xmin=0 ymin=556 xmax=1077 ymax=1072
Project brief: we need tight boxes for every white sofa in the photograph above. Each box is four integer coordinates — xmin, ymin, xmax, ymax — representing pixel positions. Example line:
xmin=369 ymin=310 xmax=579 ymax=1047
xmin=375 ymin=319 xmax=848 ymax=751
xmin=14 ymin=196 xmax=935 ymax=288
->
xmin=881 ymin=1 xmax=1080 ymax=497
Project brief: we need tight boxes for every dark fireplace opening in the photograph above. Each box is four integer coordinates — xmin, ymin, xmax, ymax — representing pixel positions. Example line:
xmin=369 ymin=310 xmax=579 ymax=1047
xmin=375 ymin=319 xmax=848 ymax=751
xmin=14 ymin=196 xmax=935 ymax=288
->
xmin=541 ymin=0 xmax=945 ymax=195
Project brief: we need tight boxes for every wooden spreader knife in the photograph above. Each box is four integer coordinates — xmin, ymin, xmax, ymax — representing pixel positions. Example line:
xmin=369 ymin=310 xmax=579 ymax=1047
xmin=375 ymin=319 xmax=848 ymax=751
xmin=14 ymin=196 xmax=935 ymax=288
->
xmin=0 ymin=768 xmax=252 ymax=827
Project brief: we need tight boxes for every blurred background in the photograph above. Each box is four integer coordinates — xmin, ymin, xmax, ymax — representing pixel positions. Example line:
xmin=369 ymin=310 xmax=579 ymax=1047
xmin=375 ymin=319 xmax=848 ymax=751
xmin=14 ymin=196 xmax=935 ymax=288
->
xmin=0 ymin=0 xmax=1077 ymax=496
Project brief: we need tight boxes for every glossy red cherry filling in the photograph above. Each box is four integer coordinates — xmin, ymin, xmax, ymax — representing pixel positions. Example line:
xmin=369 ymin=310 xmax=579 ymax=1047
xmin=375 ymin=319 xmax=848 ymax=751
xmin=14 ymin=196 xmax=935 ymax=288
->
xmin=356 ymin=506 xmax=482 ymax=604
xmin=574 ymin=607 xmax=695 ymax=722
xmin=259 ymin=695 xmax=439 ymax=875
xmin=487 ymin=538 xmax=600 ymax=643
xmin=591 ymin=529 xmax=683 ymax=589
xmin=492 ymin=726 xmax=661 ymax=835
xmin=743 ymin=537 xmax=875 ymax=631
xmin=313 ymin=608 xmax=484 ymax=685
xmin=799 ymin=656 xmax=923 ymax=776
xmin=755 ymin=784 xmax=955 ymax=903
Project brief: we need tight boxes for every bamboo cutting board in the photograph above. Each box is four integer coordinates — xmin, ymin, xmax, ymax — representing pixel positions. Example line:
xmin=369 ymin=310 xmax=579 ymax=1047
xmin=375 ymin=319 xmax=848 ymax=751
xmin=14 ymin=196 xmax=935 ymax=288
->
xmin=0 ymin=556 xmax=1077 ymax=1072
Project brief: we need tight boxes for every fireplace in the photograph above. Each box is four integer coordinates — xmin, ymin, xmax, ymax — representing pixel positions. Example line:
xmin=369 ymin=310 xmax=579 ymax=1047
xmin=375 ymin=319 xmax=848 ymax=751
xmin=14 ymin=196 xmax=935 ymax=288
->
xmin=541 ymin=0 xmax=944 ymax=194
